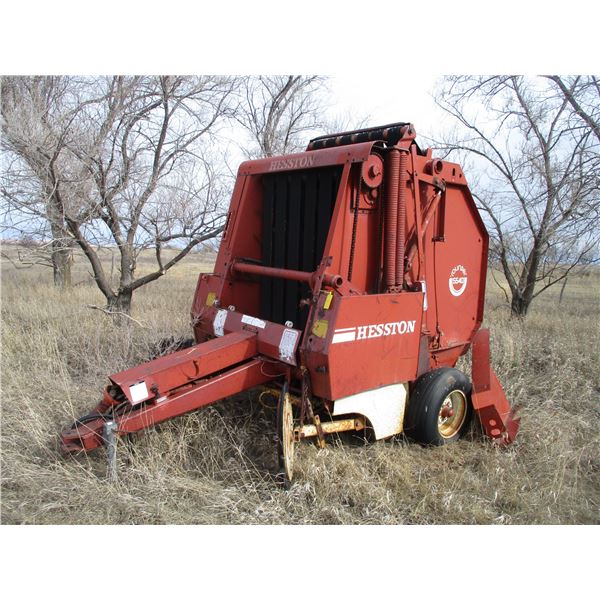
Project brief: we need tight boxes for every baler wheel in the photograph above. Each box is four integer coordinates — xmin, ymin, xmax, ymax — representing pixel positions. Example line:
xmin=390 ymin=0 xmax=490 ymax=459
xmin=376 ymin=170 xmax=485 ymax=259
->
xmin=276 ymin=383 xmax=295 ymax=488
xmin=404 ymin=368 xmax=472 ymax=445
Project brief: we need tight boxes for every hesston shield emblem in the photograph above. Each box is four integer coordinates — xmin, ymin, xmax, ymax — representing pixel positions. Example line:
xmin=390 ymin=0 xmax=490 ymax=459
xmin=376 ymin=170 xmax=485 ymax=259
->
xmin=449 ymin=265 xmax=468 ymax=297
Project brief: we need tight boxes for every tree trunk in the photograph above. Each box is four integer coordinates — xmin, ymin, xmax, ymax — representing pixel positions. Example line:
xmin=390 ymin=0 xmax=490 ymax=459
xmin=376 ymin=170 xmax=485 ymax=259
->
xmin=51 ymin=228 xmax=73 ymax=289
xmin=510 ymin=242 xmax=543 ymax=318
xmin=51 ymin=239 xmax=72 ymax=288
xmin=107 ymin=289 xmax=133 ymax=325
xmin=48 ymin=203 xmax=72 ymax=289
xmin=510 ymin=292 xmax=531 ymax=317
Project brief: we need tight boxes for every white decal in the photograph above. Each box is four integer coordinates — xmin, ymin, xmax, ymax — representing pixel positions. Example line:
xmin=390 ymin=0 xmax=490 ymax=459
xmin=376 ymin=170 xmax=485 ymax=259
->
xmin=331 ymin=327 xmax=356 ymax=344
xmin=279 ymin=329 xmax=299 ymax=362
xmin=449 ymin=265 xmax=468 ymax=297
xmin=331 ymin=320 xmax=416 ymax=344
xmin=213 ymin=309 xmax=228 ymax=337
xmin=241 ymin=314 xmax=266 ymax=329
xmin=129 ymin=381 xmax=149 ymax=404
xmin=420 ymin=280 xmax=428 ymax=311
xmin=268 ymin=155 xmax=315 ymax=172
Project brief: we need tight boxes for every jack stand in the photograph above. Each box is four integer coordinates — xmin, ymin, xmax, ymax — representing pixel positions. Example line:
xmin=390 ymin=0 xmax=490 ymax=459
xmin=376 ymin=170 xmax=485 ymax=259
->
xmin=104 ymin=421 xmax=118 ymax=482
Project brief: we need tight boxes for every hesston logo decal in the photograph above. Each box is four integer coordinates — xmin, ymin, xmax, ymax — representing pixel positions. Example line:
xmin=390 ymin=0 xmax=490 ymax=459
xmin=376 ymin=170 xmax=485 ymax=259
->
xmin=268 ymin=155 xmax=315 ymax=171
xmin=331 ymin=320 xmax=417 ymax=344
xmin=449 ymin=264 xmax=468 ymax=297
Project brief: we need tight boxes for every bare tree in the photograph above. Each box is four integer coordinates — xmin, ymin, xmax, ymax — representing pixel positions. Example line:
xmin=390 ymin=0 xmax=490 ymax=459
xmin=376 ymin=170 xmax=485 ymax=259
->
xmin=235 ymin=76 xmax=328 ymax=158
xmin=545 ymin=76 xmax=600 ymax=143
xmin=434 ymin=75 xmax=599 ymax=317
xmin=1 ymin=76 xmax=238 ymax=318
xmin=1 ymin=76 xmax=78 ymax=287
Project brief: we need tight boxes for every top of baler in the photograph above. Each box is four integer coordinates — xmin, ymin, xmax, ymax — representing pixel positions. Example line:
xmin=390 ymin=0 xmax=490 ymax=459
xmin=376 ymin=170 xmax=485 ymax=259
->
xmin=307 ymin=121 xmax=424 ymax=154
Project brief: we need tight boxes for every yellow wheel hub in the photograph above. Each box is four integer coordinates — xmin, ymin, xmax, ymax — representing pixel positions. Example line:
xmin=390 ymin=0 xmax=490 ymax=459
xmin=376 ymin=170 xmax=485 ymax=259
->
xmin=437 ymin=390 xmax=467 ymax=438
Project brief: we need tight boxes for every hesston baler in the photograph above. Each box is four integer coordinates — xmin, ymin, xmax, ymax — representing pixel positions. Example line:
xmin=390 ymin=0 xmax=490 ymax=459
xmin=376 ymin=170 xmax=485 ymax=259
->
xmin=61 ymin=122 xmax=520 ymax=485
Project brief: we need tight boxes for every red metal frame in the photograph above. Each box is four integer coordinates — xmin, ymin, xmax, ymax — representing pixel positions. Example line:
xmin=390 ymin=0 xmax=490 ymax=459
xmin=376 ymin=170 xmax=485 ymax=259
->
xmin=61 ymin=122 xmax=519 ymax=458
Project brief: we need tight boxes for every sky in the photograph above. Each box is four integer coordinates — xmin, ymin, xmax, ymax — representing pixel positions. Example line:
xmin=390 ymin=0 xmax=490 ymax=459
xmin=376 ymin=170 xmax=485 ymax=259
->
xmin=328 ymin=74 xmax=442 ymax=136
xmin=3 ymin=2 xmax=596 ymax=142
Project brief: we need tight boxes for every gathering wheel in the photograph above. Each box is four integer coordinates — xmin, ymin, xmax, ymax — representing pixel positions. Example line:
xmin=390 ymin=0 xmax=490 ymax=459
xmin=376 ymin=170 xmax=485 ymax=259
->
xmin=276 ymin=382 xmax=296 ymax=487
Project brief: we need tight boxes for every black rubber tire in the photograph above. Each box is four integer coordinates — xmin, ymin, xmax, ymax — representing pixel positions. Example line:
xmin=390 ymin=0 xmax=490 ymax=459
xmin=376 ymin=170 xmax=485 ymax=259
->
xmin=404 ymin=367 xmax=473 ymax=446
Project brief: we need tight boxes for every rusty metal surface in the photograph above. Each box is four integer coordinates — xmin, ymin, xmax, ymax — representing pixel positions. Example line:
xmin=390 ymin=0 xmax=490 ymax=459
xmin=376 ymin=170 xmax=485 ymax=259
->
xmin=109 ymin=331 xmax=258 ymax=405
xmin=239 ymin=141 xmax=378 ymax=176
xmin=361 ymin=153 xmax=384 ymax=189
xmin=395 ymin=149 xmax=408 ymax=287
xmin=232 ymin=261 xmax=343 ymax=290
xmin=296 ymin=417 xmax=365 ymax=439
xmin=197 ymin=305 xmax=303 ymax=367
xmin=471 ymin=329 xmax=521 ymax=445
xmin=471 ymin=329 xmax=492 ymax=393
xmin=61 ymin=358 xmax=285 ymax=452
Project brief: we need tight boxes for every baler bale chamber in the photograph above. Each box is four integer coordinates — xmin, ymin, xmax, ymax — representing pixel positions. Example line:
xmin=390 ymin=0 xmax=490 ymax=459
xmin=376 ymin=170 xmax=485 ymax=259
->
xmin=61 ymin=122 xmax=520 ymax=485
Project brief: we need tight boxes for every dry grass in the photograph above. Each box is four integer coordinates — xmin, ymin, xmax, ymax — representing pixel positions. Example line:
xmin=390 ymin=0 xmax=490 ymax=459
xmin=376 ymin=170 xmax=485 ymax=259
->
xmin=1 ymin=246 xmax=599 ymax=524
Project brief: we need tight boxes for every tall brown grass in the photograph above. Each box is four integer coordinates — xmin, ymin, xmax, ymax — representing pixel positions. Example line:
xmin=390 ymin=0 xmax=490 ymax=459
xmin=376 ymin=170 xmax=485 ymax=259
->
xmin=1 ymin=247 xmax=598 ymax=524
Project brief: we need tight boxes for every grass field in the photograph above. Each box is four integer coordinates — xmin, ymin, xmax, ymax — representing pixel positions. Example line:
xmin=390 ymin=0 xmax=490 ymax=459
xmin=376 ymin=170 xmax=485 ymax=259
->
xmin=1 ymin=245 xmax=598 ymax=524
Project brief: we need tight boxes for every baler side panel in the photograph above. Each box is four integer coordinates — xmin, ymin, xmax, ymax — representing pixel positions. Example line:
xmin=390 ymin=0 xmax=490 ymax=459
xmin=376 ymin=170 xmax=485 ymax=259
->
xmin=432 ymin=182 xmax=488 ymax=350
xmin=217 ymin=175 xmax=265 ymax=319
xmin=305 ymin=292 xmax=424 ymax=400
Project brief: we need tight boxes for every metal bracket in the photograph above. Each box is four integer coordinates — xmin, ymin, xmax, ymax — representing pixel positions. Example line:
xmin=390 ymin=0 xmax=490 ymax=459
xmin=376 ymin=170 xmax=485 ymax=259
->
xmin=471 ymin=329 xmax=520 ymax=445
xmin=312 ymin=415 xmax=326 ymax=449
xmin=300 ymin=371 xmax=326 ymax=449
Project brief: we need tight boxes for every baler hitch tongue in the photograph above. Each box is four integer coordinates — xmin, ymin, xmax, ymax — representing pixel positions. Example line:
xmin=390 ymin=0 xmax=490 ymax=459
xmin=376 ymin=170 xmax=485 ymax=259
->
xmin=60 ymin=331 xmax=280 ymax=454
xmin=471 ymin=329 xmax=520 ymax=446
xmin=61 ymin=390 xmax=118 ymax=453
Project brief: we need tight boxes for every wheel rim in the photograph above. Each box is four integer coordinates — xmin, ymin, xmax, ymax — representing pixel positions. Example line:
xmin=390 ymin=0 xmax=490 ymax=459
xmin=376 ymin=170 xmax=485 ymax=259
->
xmin=279 ymin=390 xmax=295 ymax=482
xmin=437 ymin=390 xmax=467 ymax=439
